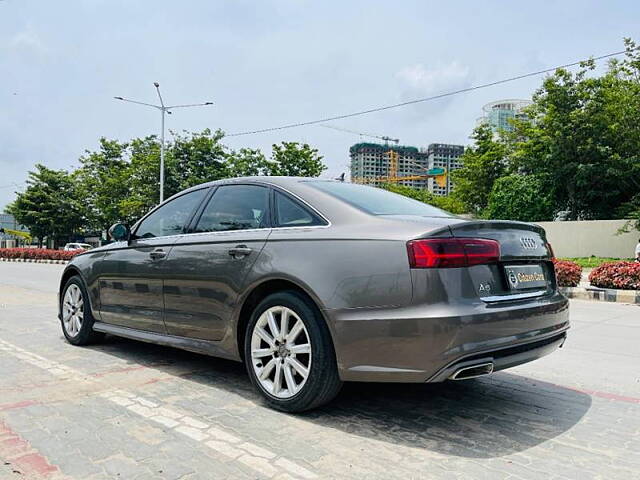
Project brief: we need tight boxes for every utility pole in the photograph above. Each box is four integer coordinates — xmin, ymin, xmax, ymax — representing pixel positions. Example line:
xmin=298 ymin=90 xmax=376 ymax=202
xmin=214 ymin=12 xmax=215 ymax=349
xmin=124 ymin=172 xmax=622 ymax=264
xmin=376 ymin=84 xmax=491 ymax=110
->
xmin=114 ymin=83 xmax=213 ymax=203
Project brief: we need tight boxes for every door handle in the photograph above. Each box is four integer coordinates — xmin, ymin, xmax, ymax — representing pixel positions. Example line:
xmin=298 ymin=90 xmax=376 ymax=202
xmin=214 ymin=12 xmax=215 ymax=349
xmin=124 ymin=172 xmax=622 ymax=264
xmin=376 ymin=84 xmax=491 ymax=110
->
xmin=228 ymin=245 xmax=252 ymax=258
xmin=149 ymin=249 xmax=167 ymax=260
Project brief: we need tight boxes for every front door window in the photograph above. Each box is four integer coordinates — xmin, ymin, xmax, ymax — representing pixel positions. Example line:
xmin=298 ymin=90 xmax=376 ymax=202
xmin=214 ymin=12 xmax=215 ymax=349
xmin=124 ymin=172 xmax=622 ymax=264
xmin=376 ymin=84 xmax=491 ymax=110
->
xmin=135 ymin=188 xmax=208 ymax=239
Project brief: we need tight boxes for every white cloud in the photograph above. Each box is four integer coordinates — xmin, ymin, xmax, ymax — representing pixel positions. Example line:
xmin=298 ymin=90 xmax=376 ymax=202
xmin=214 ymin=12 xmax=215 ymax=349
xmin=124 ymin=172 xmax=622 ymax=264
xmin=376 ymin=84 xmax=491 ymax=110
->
xmin=8 ymin=26 xmax=47 ymax=54
xmin=395 ymin=61 xmax=471 ymax=113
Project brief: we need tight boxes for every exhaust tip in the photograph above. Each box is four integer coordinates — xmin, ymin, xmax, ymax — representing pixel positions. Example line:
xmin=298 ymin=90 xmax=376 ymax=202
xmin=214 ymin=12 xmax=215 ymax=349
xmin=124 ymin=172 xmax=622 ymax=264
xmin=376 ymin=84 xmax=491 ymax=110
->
xmin=449 ymin=362 xmax=494 ymax=381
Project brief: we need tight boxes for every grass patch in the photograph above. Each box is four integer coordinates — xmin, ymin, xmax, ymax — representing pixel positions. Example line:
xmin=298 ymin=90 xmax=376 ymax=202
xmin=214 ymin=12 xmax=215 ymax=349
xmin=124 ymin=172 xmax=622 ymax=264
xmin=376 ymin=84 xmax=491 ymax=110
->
xmin=560 ymin=257 xmax=634 ymax=268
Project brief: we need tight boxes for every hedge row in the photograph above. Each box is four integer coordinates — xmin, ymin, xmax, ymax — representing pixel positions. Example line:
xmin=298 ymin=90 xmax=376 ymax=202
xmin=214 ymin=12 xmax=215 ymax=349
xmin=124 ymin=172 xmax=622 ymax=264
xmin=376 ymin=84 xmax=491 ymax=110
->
xmin=552 ymin=258 xmax=582 ymax=287
xmin=589 ymin=261 xmax=640 ymax=290
xmin=0 ymin=248 xmax=81 ymax=261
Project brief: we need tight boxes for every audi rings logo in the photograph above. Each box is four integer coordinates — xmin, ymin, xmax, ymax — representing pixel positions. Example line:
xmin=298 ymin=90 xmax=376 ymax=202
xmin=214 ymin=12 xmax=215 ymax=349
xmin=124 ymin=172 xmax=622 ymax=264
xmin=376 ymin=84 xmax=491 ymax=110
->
xmin=520 ymin=237 xmax=537 ymax=250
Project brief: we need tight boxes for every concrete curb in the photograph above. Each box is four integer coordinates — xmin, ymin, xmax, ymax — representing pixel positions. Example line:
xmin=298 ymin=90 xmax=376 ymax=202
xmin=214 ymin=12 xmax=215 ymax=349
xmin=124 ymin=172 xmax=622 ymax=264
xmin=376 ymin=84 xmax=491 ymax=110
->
xmin=560 ymin=286 xmax=640 ymax=304
xmin=0 ymin=258 xmax=69 ymax=265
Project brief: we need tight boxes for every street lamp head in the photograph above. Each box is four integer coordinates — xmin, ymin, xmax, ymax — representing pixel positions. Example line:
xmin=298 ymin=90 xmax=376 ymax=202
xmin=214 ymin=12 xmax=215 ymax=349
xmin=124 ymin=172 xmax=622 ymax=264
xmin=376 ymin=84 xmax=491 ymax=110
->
xmin=153 ymin=82 xmax=160 ymax=88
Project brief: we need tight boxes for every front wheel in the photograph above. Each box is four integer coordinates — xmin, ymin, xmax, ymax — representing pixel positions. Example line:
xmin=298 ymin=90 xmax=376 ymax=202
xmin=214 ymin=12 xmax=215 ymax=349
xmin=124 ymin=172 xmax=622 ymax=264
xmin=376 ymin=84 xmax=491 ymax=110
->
xmin=60 ymin=276 xmax=104 ymax=346
xmin=244 ymin=291 xmax=342 ymax=412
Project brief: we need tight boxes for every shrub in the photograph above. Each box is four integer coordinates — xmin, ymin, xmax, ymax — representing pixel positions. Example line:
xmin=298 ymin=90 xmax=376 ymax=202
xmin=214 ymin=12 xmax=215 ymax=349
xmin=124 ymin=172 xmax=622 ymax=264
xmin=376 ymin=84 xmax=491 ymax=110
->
xmin=0 ymin=248 xmax=81 ymax=261
xmin=484 ymin=174 xmax=554 ymax=222
xmin=588 ymin=261 xmax=640 ymax=290
xmin=552 ymin=258 xmax=582 ymax=287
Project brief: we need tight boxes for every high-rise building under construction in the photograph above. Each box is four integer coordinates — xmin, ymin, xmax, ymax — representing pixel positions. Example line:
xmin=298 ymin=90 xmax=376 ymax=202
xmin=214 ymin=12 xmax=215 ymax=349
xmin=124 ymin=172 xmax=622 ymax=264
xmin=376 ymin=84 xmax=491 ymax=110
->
xmin=349 ymin=142 xmax=464 ymax=196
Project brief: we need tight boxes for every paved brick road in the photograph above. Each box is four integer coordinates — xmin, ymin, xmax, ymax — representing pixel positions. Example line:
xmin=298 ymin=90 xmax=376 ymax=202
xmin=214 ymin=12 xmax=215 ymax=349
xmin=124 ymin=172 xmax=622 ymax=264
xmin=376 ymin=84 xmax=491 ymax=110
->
xmin=0 ymin=263 xmax=638 ymax=479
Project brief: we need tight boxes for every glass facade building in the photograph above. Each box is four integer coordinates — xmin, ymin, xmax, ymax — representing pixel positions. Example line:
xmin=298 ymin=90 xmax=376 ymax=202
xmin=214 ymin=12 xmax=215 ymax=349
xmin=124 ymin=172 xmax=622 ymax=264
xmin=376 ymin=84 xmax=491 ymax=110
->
xmin=478 ymin=99 xmax=531 ymax=133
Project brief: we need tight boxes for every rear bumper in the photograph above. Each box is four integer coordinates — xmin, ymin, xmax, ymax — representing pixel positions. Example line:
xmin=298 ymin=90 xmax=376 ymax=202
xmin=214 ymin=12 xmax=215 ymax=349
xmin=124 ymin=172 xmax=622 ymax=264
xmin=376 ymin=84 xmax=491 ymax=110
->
xmin=326 ymin=292 xmax=569 ymax=383
xmin=427 ymin=331 xmax=567 ymax=382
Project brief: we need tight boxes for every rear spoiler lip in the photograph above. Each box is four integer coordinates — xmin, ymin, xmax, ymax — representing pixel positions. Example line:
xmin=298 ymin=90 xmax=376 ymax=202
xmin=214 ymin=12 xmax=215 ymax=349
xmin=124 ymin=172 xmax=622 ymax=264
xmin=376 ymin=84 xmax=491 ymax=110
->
xmin=416 ymin=220 xmax=547 ymax=240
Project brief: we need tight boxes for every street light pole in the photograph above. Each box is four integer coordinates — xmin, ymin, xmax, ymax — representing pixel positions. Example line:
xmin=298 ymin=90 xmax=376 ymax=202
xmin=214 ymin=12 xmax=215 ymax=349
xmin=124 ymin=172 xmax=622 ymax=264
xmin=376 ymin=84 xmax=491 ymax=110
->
xmin=114 ymin=83 xmax=213 ymax=204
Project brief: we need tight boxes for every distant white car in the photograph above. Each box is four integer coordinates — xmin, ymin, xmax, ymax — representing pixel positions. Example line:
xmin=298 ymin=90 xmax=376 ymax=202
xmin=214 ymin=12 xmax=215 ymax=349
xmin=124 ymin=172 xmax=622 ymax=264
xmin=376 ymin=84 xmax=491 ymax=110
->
xmin=63 ymin=243 xmax=93 ymax=251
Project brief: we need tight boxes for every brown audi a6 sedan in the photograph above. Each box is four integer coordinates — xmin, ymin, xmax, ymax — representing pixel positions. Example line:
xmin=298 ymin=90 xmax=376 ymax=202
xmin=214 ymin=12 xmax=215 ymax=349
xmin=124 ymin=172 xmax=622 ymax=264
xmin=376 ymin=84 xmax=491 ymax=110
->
xmin=58 ymin=177 xmax=569 ymax=412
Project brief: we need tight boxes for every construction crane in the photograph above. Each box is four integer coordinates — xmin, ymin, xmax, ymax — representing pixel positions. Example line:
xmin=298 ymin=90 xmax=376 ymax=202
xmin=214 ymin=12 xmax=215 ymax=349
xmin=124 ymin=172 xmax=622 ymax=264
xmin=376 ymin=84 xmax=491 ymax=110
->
xmin=321 ymin=124 xmax=448 ymax=187
xmin=0 ymin=227 xmax=32 ymax=243
xmin=356 ymin=150 xmax=447 ymax=188
xmin=320 ymin=124 xmax=447 ymax=187
xmin=320 ymin=124 xmax=399 ymax=146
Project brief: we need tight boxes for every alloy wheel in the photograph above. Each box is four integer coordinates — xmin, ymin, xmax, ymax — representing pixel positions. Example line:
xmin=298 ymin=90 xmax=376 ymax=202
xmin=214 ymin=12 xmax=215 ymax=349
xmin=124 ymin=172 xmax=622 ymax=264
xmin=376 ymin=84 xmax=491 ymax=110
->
xmin=62 ymin=284 xmax=84 ymax=337
xmin=250 ymin=306 xmax=312 ymax=399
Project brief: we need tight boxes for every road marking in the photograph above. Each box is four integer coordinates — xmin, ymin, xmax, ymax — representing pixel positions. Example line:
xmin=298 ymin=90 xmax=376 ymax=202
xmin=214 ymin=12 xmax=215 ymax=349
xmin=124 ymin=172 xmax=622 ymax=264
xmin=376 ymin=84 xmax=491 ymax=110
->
xmin=0 ymin=400 xmax=39 ymax=411
xmin=0 ymin=338 xmax=318 ymax=479
xmin=0 ymin=418 xmax=71 ymax=480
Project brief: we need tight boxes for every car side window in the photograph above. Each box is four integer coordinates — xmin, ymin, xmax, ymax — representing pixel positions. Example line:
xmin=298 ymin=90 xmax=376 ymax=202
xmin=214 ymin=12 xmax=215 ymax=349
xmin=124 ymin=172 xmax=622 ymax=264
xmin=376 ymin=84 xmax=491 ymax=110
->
xmin=274 ymin=191 xmax=324 ymax=227
xmin=193 ymin=185 xmax=269 ymax=232
xmin=135 ymin=189 xmax=207 ymax=239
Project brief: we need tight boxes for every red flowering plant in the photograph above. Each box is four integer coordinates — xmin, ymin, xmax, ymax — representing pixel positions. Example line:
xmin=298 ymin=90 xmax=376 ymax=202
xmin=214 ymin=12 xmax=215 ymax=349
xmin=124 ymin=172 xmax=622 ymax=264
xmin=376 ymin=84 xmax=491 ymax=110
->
xmin=0 ymin=248 xmax=81 ymax=261
xmin=589 ymin=261 xmax=640 ymax=290
xmin=551 ymin=258 xmax=582 ymax=287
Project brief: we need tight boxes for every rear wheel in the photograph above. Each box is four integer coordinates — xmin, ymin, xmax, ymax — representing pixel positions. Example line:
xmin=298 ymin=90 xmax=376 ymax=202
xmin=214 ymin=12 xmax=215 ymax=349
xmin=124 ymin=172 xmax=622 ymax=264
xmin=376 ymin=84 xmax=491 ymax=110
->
xmin=60 ymin=276 xmax=104 ymax=346
xmin=244 ymin=290 xmax=342 ymax=412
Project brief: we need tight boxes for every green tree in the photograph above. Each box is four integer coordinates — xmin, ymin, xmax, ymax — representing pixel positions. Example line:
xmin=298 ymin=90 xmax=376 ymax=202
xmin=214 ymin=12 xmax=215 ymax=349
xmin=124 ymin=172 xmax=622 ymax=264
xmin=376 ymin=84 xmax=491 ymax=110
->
xmin=15 ymin=130 xmax=329 ymax=239
xmin=225 ymin=147 xmax=270 ymax=177
xmin=450 ymin=123 xmax=506 ymax=215
xmin=167 ymin=129 xmax=228 ymax=195
xmin=616 ymin=193 xmax=640 ymax=232
xmin=485 ymin=174 xmax=554 ymax=222
xmin=268 ymin=142 xmax=326 ymax=177
xmin=76 ymin=129 xmax=233 ymax=225
xmin=380 ymin=183 xmax=467 ymax=214
xmin=505 ymin=38 xmax=640 ymax=221
xmin=117 ymin=136 xmax=164 ymax=221
xmin=6 ymin=164 xmax=83 ymax=247
xmin=74 ymin=138 xmax=130 ymax=232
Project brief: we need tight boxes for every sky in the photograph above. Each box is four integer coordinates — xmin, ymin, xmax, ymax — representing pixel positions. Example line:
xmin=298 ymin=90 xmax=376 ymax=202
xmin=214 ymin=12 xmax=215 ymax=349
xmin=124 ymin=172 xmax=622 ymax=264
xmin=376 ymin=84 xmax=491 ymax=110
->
xmin=1 ymin=0 xmax=638 ymax=210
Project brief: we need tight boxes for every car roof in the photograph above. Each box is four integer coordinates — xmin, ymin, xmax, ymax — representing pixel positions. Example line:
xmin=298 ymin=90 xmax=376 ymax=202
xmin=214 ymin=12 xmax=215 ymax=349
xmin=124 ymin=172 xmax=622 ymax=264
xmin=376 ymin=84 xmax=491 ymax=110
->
xmin=159 ymin=177 xmax=463 ymax=238
xmin=162 ymin=177 xmax=365 ymax=225
xmin=179 ymin=176 xmax=327 ymax=192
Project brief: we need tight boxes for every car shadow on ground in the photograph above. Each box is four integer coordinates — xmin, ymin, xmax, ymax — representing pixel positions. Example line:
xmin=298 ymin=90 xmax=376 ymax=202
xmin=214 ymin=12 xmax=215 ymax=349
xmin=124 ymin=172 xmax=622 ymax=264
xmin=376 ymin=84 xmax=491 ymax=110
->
xmin=89 ymin=335 xmax=592 ymax=459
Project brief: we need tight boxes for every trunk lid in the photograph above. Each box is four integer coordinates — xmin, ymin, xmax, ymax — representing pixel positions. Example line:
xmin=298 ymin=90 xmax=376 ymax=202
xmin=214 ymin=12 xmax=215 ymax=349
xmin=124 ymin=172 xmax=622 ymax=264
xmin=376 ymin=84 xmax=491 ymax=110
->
xmin=445 ymin=220 xmax=551 ymax=260
xmin=422 ymin=220 xmax=556 ymax=301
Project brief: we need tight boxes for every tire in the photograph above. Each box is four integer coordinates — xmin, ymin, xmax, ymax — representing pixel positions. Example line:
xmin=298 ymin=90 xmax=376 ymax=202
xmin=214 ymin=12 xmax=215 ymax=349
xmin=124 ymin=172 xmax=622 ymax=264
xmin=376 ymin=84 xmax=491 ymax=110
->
xmin=244 ymin=290 xmax=342 ymax=412
xmin=60 ymin=276 xmax=104 ymax=346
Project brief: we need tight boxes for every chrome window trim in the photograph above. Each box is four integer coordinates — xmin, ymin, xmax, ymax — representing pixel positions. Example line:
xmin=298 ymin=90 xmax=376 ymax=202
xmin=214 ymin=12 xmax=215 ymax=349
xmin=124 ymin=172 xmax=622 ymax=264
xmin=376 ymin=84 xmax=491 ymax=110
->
xmin=174 ymin=223 xmax=331 ymax=241
xmin=129 ymin=180 xmax=333 ymax=241
xmin=129 ymin=222 xmax=331 ymax=243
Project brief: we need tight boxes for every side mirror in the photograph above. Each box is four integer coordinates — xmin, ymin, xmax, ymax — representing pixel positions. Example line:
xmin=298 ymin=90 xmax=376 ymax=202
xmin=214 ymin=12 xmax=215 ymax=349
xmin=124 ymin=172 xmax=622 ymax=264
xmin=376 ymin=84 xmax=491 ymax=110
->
xmin=108 ymin=223 xmax=131 ymax=242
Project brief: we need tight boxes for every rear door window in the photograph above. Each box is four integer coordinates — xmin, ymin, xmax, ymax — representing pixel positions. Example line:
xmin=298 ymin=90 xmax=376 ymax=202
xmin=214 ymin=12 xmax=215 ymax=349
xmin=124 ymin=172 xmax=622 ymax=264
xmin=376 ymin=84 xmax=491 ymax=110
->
xmin=194 ymin=185 xmax=269 ymax=232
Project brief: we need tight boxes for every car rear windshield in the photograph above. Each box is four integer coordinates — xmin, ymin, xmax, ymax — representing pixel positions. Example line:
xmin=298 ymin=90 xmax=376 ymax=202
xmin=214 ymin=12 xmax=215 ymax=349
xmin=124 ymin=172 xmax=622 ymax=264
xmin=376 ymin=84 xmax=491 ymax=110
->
xmin=306 ymin=181 xmax=451 ymax=217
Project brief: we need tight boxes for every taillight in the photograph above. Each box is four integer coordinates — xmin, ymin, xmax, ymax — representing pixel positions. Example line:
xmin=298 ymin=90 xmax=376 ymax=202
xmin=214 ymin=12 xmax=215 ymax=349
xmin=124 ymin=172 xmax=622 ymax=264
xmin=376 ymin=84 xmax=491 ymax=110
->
xmin=407 ymin=238 xmax=500 ymax=268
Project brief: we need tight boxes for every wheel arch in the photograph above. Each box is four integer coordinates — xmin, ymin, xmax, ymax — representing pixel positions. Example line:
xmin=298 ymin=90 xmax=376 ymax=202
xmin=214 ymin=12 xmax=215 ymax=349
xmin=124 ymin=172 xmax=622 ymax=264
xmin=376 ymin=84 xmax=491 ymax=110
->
xmin=58 ymin=266 xmax=96 ymax=319
xmin=59 ymin=265 xmax=83 ymax=294
xmin=235 ymin=277 xmax=336 ymax=361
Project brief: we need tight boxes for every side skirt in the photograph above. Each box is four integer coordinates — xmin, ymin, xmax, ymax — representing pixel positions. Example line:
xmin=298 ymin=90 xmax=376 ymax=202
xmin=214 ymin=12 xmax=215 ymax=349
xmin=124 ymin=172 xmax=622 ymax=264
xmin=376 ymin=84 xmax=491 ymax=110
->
xmin=92 ymin=322 xmax=240 ymax=362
